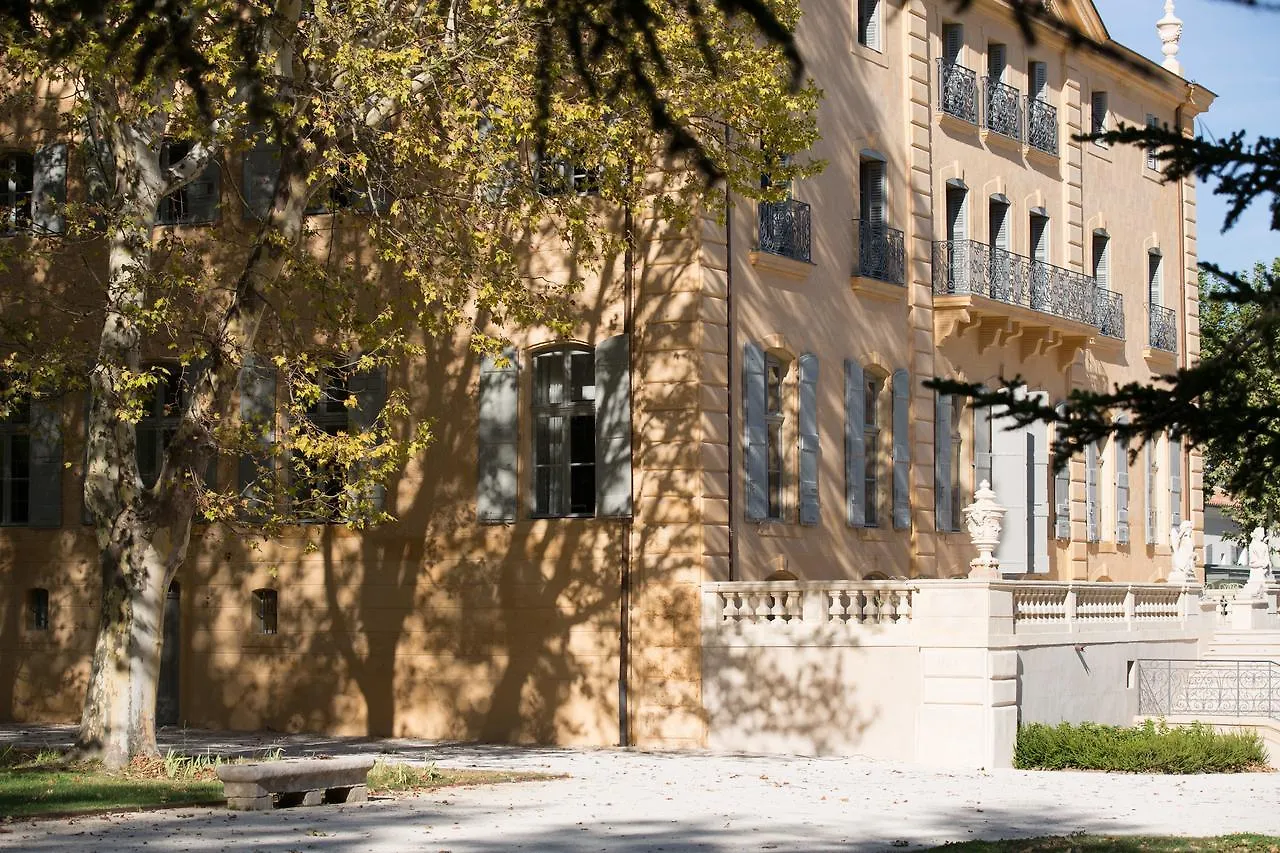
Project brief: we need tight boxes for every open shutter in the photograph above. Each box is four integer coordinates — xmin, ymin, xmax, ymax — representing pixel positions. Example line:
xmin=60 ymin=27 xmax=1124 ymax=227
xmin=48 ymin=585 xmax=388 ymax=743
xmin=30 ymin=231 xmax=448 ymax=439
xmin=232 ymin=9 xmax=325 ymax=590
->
xmin=797 ymin=353 xmax=819 ymax=526
xmin=595 ymin=334 xmax=633 ymax=518
xmin=1053 ymin=406 xmax=1070 ymax=540
xmin=1085 ymin=440 xmax=1100 ymax=543
xmin=935 ymin=392 xmax=953 ymax=533
xmin=1031 ymin=215 xmax=1049 ymax=263
xmin=1093 ymin=233 xmax=1110 ymax=289
xmin=477 ymin=348 xmax=518 ymax=523
xmin=32 ymin=143 xmax=67 ymax=235
xmin=891 ymin=368 xmax=910 ymax=530
xmin=990 ymin=201 xmax=1009 ymax=251
xmin=1116 ymin=418 xmax=1130 ymax=544
xmin=1144 ymin=440 xmax=1157 ymax=544
xmin=943 ymin=23 xmax=963 ymax=64
xmin=1145 ymin=115 xmax=1159 ymax=170
xmin=859 ymin=0 xmax=881 ymax=51
xmin=238 ymin=356 xmax=277 ymax=513
xmin=947 ymin=186 xmax=967 ymax=242
xmin=29 ymin=399 xmax=62 ymax=527
xmin=186 ymin=159 xmax=221 ymax=224
xmin=1091 ymin=92 xmax=1108 ymax=137
xmin=991 ymin=404 xmax=1028 ymax=574
xmin=1169 ymin=434 xmax=1182 ymax=527
xmin=845 ymin=359 xmax=866 ymax=527
xmin=974 ymin=403 xmax=992 ymax=489
xmin=1029 ymin=413 xmax=1050 ymax=573
xmin=863 ymin=161 xmax=885 ymax=230
xmin=1148 ymin=252 xmax=1163 ymax=307
xmin=348 ymin=364 xmax=388 ymax=514
xmin=242 ymin=140 xmax=280 ymax=221
xmin=987 ymin=43 xmax=1006 ymax=82
xmin=743 ymin=342 xmax=768 ymax=522
xmin=1029 ymin=61 xmax=1048 ymax=102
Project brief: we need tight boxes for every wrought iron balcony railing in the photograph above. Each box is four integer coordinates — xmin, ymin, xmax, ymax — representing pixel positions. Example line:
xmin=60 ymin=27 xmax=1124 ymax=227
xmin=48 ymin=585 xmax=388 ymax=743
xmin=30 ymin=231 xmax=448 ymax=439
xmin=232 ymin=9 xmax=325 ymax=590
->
xmin=1095 ymin=287 xmax=1125 ymax=339
xmin=932 ymin=239 xmax=1097 ymax=327
xmin=937 ymin=59 xmax=978 ymax=124
xmin=757 ymin=199 xmax=812 ymax=263
xmin=853 ymin=220 xmax=906 ymax=285
xmin=984 ymin=78 xmax=1023 ymax=141
xmin=1148 ymin=303 xmax=1177 ymax=353
xmin=1026 ymin=97 xmax=1058 ymax=156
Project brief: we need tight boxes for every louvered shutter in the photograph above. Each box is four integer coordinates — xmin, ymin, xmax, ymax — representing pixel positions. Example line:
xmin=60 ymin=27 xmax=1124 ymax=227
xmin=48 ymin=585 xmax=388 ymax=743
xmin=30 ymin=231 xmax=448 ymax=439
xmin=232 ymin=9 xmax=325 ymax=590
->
xmin=798 ymin=353 xmax=820 ymax=526
xmin=348 ymin=364 xmax=388 ymax=514
xmin=935 ymin=392 xmax=953 ymax=533
xmin=242 ymin=140 xmax=280 ymax=221
xmin=1030 ymin=62 xmax=1048 ymax=102
xmin=1091 ymin=92 xmax=1108 ymax=138
xmin=32 ymin=143 xmax=67 ymax=235
xmin=1149 ymin=252 xmax=1163 ymax=307
xmin=988 ymin=43 xmax=1006 ymax=82
xmin=845 ymin=359 xmax=866 ymax=527
xmin=1144 ymin=440 xmax=1157 ymax=544
xmin=1115 ymin=418 xmax=1130 ymax=544
xmin=859 ymin=0 xmax=881 ymax=50
xmin=1145 ymin=115 xmax=1159 ymax=171
xmin=1169 ymin=434 xmax=1182 ymax=527
xmin=1029 ymin=410 xmax=1050 ymax=573
xmin=1031 ymin=215 xmax=1049 ymax=262
xmin=1086 ymin=440 xmax=1100 ymax=543
xmin=185 ymin=158 xmax=221 ymax=224
xmin=991 ymin=404 xmax=1028 ymax=574
xmin=947 ymin=187 xmax=967 ymax=242
xmin=238 ymin=356 xmax=277 ymax=515
xmin=595 ymin=334 xmax=633 ymax=518
xmin=743 ymin=342 xmax=768 ymax=522
xmin=477 ymin=348 xmax=518 ymax=523
xmin=991 ymin=201 xmax=1009 ymax=251
xmin=29 ymin=399 xmax=62 ymax=527
xmin=862 ymin=161 xmax=885 ymax=230
xmin=891 ymin=368 xmax=910 ymax=530
xmin=943 ymin=23 xmax=963 ymax=65
xmin=1053 ymin=404 xmax=1070 ymax=539
xmin=1093 ymin=233 xmax=1110 ymax=289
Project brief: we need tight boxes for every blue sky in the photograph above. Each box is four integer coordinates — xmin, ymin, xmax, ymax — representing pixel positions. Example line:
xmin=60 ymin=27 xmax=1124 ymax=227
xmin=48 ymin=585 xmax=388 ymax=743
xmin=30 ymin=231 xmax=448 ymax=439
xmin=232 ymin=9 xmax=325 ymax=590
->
xmin=1094 ymin=0 xmax=1277 ymax=275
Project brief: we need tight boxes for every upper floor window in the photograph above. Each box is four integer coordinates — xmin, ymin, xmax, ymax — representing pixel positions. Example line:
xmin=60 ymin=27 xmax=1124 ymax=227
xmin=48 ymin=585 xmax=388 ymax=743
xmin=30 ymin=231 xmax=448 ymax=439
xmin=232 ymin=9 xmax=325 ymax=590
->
xmin=0 ymin=399 xmax=31 ymax=525
xmin=987 ymin=42 xmax=1007 ymax=82
xmin=859 ymin=158 xmax=886 ymax=230
xmin=0 ymin=153 xmax=33 ymax=234
xmin=532 ymin=346 xmax=596 ymax=518
xmin=765 ymin=354 xmax=786 ymax=520
xmin=137 ymin=364 xmax=187 ymax=489
xmin=536 ymin=158 xmax=600 ymax=197
xmin=862 ymin=371 xmax=884 ymax=527
xmin=252 ymin=588 xmax=278 ymax=635
xmin=292 ymin=368 xmax=353 ymax=519
xmin=1148 ymin=250 xmax=1163 ymax=306
xmin=1145 ymin=114 xmax=1161 ymax=171
xmin=1027 ymin=61 xmax=1048 ymax=102
xmin=158 ymin=140 xmax=220 ymax=226
xmin=27 ymin=587 xmax=49 ymax=631
xmin=857 ymin=0 xmax=882 ymax=52
xmin=1090 ymin=92 xmax=1109 ymax=145
xmin=942 ymin=22 xmax=964 ymax=65
xmin=1092 ymin=231 xmax=1111 ymax=290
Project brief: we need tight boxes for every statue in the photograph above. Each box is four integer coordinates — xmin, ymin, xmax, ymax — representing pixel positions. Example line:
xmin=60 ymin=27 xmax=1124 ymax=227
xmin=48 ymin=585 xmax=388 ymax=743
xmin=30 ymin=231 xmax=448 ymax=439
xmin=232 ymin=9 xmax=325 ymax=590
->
xmin=963 ymin=480 xmax=1005 ymax=581
xmin=1242 ymin=527 xmax=1273 ymax=599
xmin=1168 ymin=520 xmax=1195 ymax=586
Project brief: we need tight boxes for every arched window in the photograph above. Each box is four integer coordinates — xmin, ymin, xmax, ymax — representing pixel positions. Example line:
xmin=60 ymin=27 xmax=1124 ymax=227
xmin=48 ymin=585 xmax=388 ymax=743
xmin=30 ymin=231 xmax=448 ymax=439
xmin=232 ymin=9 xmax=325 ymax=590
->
xmin=532 ymin=345 xmax=596 ymax=517
xmin=252 ymin=588 xmax=278 ymax=635
xmin=26 ymin=587 xmax=49 ymax=631
xmin=0 ymin=152 xmax=33 ymax=234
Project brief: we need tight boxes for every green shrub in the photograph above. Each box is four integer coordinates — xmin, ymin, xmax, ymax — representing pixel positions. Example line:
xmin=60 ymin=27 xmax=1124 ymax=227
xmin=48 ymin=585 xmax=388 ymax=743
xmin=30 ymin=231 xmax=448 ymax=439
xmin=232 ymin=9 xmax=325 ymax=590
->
xmin=1014 ymin=720 xmax=1267 ymax=773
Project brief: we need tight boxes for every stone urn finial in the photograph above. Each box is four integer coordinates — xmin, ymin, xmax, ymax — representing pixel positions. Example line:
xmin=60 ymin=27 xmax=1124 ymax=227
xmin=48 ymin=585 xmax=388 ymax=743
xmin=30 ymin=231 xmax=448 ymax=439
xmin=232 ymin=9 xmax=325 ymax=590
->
xmin=963 ymin=480 xmax=1005 ymax=581
xmin=1157 ymin=0 xmax=1183 ymax=75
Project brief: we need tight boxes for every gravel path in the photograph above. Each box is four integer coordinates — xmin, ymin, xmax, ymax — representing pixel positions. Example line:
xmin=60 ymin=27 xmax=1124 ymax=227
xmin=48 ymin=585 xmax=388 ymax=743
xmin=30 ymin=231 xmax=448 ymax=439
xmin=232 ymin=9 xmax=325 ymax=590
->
xmin=1 ymin=725 xmax=1277 ymax=852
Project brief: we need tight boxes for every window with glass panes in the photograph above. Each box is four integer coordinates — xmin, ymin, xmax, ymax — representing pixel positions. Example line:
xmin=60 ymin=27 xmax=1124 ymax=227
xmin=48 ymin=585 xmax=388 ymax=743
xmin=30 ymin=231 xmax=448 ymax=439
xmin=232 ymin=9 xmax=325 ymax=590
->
xmin=864 ymin=373 xmax=883 ymax=527
xmin=0 ymin=400 xmax=30 ymax=524
xmin=763 ymin=355 xmax=786 ymax=520
xmin=293 ymin=369 xmax=350 ymax=518
xmin=950 ymin=396 xmax=965 ymax=527
xmin=158 ymin=140 xmax=218 ymax=225
xmin=532 ymin=347 xmax=596 ymax=517
xmin=0 ymin=152 xmax=33 ymax=233
xmin=27 ymin=587 xmax=48 ymax=631
xmin=137 ymin=365 xmax=185 ymax=489
xmin=252 ymin=588 xmax=278 ymax=634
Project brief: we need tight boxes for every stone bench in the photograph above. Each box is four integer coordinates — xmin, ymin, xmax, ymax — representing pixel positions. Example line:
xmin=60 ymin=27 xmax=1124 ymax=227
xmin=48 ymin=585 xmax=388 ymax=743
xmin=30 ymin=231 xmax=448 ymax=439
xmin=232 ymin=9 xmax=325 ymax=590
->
xmin=216 ymin=756 xmax=376 ymax=811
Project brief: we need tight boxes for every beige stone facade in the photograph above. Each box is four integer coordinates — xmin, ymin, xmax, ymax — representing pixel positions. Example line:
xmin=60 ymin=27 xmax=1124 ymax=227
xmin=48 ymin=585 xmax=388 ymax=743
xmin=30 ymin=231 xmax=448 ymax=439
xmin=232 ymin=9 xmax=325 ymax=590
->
xmin=2 ymin=0 xmax=1215 ymax=756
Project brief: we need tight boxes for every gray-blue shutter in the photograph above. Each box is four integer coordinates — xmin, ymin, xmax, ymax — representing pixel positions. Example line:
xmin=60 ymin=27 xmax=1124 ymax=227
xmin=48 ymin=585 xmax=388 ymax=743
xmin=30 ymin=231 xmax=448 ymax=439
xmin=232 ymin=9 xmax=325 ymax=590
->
xmin=935 ymin=392 xmax=953 ymax=532
xmin=1144 ymin=441 xmax=1157 ymax=544
xmin=845 ymin=359 xmax=866 ymax=527
xmin=242 ymin=140 xmax=280 ymax=221
xmin=1054 ymin=406 xmax=1071 ymax=540
xmin=1085 ymin=440 xmax=1100 ymax=543
xmin=186 ymin=158 xmax=221 ymax=224
xmin=891 ymin=368 xmax=910 ymax=530
xmin=798 ymin=353 xmax=819 ymax=526
xmin=595 ymin=334 xmax=633 ymax=518
xmin=477 ymin=348 xmax=518 ymax=523
xmin=349 ymin=365 xmax=388 ymax=513
xmin=32 ymin=143 xmax=67 ymax=235
xmin=743 ymin=342 xmax=768 ymax=522
xmin=29 ymin=399 xmax=62 ymax=527
xmin=1116 ymin=417 xmax=1130 ymax=544
xmin=1169 ymin=434 xmax=1182 ymax=527
xmin=238 ymin=356 xmax=277 ymax=512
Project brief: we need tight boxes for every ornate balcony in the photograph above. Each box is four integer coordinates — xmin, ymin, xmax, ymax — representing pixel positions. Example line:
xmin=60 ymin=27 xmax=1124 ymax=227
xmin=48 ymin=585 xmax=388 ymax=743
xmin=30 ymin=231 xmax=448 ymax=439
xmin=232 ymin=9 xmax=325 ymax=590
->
xmin=1095 ymin=288 xmax=1125 ymax=340
xmin=932 ymin=239 xmax=1099 ymax=367
xmin=984 ymin=79 xmax=1022 ymax=141
xmin=1026 ymin=97 xmax=1058 ymax=156
xmin=852 ymin=220 xmax=905 ymax=286
xmin=757 ymin=199 xmax=811 ymax=264
xmin=937 ymin=59 xmax=978 ymax=125
xmin=1148 ymin=303 xmax=1177 ymax=353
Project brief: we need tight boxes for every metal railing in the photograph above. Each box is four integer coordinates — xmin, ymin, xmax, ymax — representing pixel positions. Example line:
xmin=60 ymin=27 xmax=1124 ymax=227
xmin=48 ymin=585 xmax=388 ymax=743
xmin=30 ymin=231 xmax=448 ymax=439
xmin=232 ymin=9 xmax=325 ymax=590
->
xmin=938 ymin=59 xmax=978 ymax=124
xmin=1095 ymin=288 xmax=1125 ymax=339
xmin=932 ymin=239 xmax=1097 ymax=326
xmin=757 ymin=199 xmax=812 ymax=263
xmin=984 ymin=78 xmax=1023 ymax=141
xmin=1148 ymin=303 xmax=1177 ymax=352
xmin=1137 ymin=658 xmax=1280 ymax=719
xmin=1026 ymin=97 xmax=1058 ymax=155
xmin=853 ymin=220 xmax=906 ymax=285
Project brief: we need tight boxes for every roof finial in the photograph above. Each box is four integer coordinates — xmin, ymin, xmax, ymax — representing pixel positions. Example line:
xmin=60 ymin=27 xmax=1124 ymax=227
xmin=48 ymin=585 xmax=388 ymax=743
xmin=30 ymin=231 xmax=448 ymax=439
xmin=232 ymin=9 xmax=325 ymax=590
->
xmin=1158 ymin=0 xmax=1183 ymax=75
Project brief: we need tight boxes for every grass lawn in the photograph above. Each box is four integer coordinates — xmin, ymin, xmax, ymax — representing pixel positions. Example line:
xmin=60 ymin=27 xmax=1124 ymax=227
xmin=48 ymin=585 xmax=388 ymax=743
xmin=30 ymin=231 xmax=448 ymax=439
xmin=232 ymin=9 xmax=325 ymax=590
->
xmin=928 ymin=835 xmax=1280 ymax=852
xmin=0 ymin=748 xmax=557 ymax=820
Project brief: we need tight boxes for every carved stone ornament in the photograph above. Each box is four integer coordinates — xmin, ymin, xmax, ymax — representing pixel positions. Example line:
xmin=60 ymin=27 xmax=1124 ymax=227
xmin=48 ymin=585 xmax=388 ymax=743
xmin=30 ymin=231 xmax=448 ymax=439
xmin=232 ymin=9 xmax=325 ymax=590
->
xmin=1167 ymin=520 xmax=1195 ymax=586
xmin=1242 ymin=526 xmax=1274 ymax=599
xmin=963 ymin=480 xmax=1005 ymax=581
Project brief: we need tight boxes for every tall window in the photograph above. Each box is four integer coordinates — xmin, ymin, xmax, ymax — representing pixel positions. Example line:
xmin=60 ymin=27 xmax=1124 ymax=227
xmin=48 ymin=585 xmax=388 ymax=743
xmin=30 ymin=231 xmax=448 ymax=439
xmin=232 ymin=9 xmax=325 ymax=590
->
xmin=1092 ymin=232 xmax=1110 ymax=290
xmin=989 ymin=196 xmax=1011 ymax=299
xmin=1029 ymin=210 xmax=1049 ymax=309
xmin=987 ymin=42 xmax=1006 ymax=82
xmin=863 ymin=372 xmax=883 ymax=527
xmin=1145 ymin=114 xmax=1160 ymax=171
xmin=765 ymin=355 xmax=786 ymax=521
xmin=1027 ymin=61 xmax=1048 ymax=102
xmin=0 ymin=152 xmax=33 ymax=234
xmin=942 ymin=22 xmax=963 ymax=65
xmin=158 ymin=140 xmax=220 ymax=225
xmin=857 ymin=0 xmax=882 ymax=51
xmin=252 ymin=588 xmax=278 ymax=635
xmin=0 ymin=400 xmax=30 ymax=525
xmin=1148 ymin=250 xmax=1163 ymax=307
xmin=292 ymin=368 xmax=352 ymax=518
xmin=536 ymin=158 xmax=601 ymax=197
xmin=859 ymin=159 xmax=886 ymax=231
xmin=1090 ymin=91 xmax=1109 ymax=144
xmin=137 ymin=364 xmax=186 ymax=489
xmin=948 ymin=396 xmax=964 ymax=528
xmin=532 ymin=346 xmax=596 ymax=517
xmin=26 ymin=587 xmax=48 ymax=631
